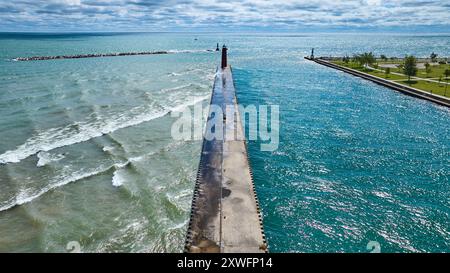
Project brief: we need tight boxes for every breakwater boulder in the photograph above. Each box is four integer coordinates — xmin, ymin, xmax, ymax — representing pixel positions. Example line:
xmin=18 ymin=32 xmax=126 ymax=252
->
xmin=13 ymin=51 xmax=170 ymax=61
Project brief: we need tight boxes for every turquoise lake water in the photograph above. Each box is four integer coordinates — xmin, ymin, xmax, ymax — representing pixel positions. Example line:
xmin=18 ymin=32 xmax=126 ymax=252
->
xmin=0 ymin=33 xmax=449 ymax=252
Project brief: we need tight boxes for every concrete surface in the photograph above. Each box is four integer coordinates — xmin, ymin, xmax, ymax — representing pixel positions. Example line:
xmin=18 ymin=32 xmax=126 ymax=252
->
xmin=185 ymin=66 xmax=267 ymax=253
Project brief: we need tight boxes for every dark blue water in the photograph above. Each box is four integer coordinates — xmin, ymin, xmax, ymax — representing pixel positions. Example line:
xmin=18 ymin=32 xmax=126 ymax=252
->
xmin=233 ymin=40 xmax=449 ymax=252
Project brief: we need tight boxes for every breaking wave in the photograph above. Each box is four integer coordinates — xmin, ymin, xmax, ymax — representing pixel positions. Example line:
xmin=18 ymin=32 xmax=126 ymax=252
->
xmin=0 ymin=165 xmax=115 ymax=212
xmin=36 ymin=151 xmax=65 ymax=167
xmin=0 ymin=95 xmax=209 ymax=165
xmin=0 ymin=159 xmax=134 ymax=211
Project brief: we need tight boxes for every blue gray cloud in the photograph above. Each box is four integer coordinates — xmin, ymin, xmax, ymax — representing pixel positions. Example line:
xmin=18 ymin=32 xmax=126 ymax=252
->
xmin=0 ymin=0 xmax=449 ymax=32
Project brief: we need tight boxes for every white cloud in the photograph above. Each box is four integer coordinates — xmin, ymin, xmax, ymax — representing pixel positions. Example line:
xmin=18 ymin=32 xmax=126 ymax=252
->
xmin=0 ymin=0 xmax=448 ymax=31
xmin=366 ymin=0 xmax=382 ymax=5
xmin=62 ymin=0 xmax=81 ymax=5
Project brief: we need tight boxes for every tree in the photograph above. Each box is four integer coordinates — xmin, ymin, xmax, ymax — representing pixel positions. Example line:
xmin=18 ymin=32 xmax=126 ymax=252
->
xmin=354 ymin=52 xmax=376 ymax=70
xmin=364 ymin=52 xmax=376 ymax=68
xmin=342 ymin=55 xmax=350 ymax=64
xmin=403 ymin=55 xmax=418 ymax=83
xmin=352 ymin=54 xmax=361 ymax=66
xmin=430 ymin=52 xmax=438 ymax=63
xmin=424 ymin=62 xmax=432 ymax=78
xmin=384 ymin=67 xmax=390 ymax=78
xmin=380 ymin=54 xmax=387 ymax=61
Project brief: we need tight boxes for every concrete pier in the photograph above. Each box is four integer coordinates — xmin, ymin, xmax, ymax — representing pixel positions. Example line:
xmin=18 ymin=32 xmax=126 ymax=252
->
xmin=306 ymin=57 xmax=450 ymax=108
xmin=185 ymin=48 xmax=267 ymax=253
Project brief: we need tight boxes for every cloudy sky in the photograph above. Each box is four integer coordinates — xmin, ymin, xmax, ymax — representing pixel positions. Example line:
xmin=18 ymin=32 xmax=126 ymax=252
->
xmin=0 ymin=0 xmax=449 ymax=32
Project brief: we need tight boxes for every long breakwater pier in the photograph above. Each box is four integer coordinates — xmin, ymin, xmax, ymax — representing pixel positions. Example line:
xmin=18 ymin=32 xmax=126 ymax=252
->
xmin=13 ymin=51 xmax=170 ymax=61
xmin=306 ymin=56 xmax=450 ymax=107
xmin=12 ymin=49 xmax=215 ymax=62
xmin=184 ymin=46 xmax=268 ymax=253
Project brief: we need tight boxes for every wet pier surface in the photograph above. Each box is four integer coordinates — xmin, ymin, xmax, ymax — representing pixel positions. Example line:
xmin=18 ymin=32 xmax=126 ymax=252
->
xmin=185 ymin=64 xmax=267 ymax=253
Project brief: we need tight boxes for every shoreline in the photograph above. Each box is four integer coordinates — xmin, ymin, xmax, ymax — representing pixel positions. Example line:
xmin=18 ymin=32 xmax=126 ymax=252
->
xmin=306 ymin=57 xmax=450 ymax=107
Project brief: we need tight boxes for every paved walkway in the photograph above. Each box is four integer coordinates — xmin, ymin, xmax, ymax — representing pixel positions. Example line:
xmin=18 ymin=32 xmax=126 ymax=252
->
xmin=185 ymin=66 xmax=267 ymax=253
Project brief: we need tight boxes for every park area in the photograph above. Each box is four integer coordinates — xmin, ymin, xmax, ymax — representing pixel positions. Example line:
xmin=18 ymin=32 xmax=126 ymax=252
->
xmin=332 ymin=56 xmax=450 ymax=97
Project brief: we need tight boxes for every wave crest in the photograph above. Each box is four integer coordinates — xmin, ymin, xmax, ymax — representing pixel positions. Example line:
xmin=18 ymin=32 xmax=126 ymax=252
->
xmin=0 ymin=95 xmax=209 ymax=165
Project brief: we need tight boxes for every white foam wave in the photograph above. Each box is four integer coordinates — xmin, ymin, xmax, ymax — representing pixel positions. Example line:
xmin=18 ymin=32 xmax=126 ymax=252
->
xmin=114 ymin=161 xmax=130 ymax=169
xmin=0 ymin=95 xmax=210 ymax=165
xmin=160 ymin=84 xmax=193 ymax=93
xmin=36 ymin=151 xmax=65 ymax=167
xmin=160 ymin=83 xmax=209 ymax=94
xmin=168 ymin=72 xmax=182 ymax=77
xmin=111 ymin=160 xmax=134 ymax=187
xmin=169 ymin=95 xmax=209 ymax=113
xmin=0 ymin=165 xmax=114 ymax=212
xmin=127 ymin=139 xmax=188 ymax=164
xmin=168 ymin=219 xmax=189 ymax=230
xmin=102 ymin=146 xmax=114 ymax=152
xmin=112 ymin=169 xmax=125 ymax=187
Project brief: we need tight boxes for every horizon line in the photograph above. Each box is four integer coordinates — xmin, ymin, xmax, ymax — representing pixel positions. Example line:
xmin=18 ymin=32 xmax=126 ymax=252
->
xmin=1 ymin=30 xmax=450 ymax=35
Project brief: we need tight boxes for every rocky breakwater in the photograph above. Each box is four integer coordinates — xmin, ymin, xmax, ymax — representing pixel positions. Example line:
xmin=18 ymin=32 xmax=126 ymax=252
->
xmin=13 ymin=51 xmax=170 ymax=61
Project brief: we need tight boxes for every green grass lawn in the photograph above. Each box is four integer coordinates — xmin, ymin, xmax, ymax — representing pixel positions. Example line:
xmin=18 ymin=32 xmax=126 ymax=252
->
xmin=366 ymin=70 xmax=408 ymax=80
xmin=419 ymin=64 xmax=449 ymax=79
xmin=379 ymin=63 xmax=450 ymax=79
xmin=331 ymin=60 xmax=450 ymax=98
xmin=396 ymin=80 xmax=449 ymax=97
xmin=334 ymin=60 xmax=450 ymax=79
xmin=333 ymin=61 xmax=408 ymax=80
xmin=333 ymin=61 xmax=360 ymax=69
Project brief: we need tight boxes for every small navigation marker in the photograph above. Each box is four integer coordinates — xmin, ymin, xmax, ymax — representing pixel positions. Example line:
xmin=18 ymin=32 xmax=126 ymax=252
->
xmin=216 ymin=43 xmax=220 ymax=51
